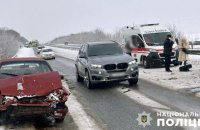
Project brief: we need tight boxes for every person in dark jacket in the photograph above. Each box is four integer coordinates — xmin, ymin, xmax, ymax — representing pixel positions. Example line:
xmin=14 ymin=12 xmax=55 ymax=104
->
xmin=164 ymin=34 xmax=174 ymax=72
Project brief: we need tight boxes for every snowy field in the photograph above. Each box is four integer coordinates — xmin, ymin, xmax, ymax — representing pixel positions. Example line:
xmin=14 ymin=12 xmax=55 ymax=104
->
xmin=47 ymin=46 xmax=200 ymax=92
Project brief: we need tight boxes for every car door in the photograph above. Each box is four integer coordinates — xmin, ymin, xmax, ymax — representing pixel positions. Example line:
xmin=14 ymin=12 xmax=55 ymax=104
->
xmin=80 ymin=44 xmax=88 ymax=76
xmin=77 ymin=45 xmax=86 ymax=76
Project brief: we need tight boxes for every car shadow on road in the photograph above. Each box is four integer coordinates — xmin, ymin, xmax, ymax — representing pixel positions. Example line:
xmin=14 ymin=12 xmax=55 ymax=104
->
xmin=2 ymin=117 xmax=67 ymax=130
xmin=82 ymin=81 xmax=139 ymax=90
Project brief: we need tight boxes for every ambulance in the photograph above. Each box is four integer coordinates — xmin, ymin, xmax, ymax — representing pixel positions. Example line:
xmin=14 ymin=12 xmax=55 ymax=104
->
xmin=121 ymin=23 xmax=178 ymax=68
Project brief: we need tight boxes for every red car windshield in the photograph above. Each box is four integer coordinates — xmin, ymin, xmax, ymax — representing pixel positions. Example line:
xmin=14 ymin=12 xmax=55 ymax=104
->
xmin=0 ymin=61 xmax=52 ymax=76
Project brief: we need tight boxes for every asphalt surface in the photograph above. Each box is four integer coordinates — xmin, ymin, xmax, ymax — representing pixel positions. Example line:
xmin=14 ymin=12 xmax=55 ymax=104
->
xmin=46 ymin=56 xmax=200 ymax=130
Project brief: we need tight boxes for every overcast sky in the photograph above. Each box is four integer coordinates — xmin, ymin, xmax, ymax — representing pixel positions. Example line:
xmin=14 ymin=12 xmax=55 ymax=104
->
xmin=0 ymin=0 xmax=199 ymax=42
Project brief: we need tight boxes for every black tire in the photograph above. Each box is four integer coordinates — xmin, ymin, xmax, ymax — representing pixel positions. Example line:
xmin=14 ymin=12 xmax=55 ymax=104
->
xmin=76 ymin=67 xmax=84 ymax=82
xmin=45 ymin=113 xmax=56 ymax=126
xmin=173 ymin=61 xmax=179 ymax=66
xmin=56 ymin=118 xmax=64 ymax=122
xmin=85 ymin=71 xmax=94 ymax=89
xmin=143 ymin=57 xmax=150 ymax=68
xmin=0 ymin=111 xmax=7 ymax=125
xmin=128 ymin=78 xmax=138 ymax=85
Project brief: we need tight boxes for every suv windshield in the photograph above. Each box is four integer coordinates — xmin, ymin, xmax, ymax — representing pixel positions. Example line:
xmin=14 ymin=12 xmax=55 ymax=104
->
xmin=143 ymin=32 xmax=170 ymax=46
xmin=0 ymin=61 xmax=52 ymax=76
xmin=87 ymin=43 xmax=123 ymax=56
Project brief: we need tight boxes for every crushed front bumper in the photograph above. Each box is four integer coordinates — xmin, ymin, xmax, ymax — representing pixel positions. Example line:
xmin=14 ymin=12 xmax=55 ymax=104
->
xmin=7 ymin=105 xmax=50 ymax=117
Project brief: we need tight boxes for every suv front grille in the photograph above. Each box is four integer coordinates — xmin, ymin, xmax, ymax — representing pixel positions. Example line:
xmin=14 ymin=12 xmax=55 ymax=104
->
xmin=104 ymin=63 xmax=128 ymax=72
xmin=117 ymin=63 xmax=128 ymax=69
xmin=104 ymin=64 xmax=116 ymax=70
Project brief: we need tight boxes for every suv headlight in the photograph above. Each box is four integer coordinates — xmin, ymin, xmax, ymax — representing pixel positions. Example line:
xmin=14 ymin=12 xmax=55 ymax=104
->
xmin=47 ymin=89 xmax=69 ymax=102
xmin=91 ymin=64 xmax=102 ymax=69
xmin=129 ymin=60 xmax=136 ymax=65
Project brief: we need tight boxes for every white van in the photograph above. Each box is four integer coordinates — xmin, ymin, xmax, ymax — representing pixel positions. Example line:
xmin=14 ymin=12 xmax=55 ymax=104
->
xmin=121 ymin=23 xmax=178 ymax=68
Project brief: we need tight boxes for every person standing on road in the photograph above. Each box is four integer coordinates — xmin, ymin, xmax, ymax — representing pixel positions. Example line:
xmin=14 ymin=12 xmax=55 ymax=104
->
xmin=163 ymin=34 xmax=174 ymax=72
xmin=178 ymin=37 xmax=189 ymax=66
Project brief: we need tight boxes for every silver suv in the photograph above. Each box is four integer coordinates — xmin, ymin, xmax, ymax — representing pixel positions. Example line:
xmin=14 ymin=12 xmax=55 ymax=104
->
xmin=75 ymin=41 xmax=139 ymax=89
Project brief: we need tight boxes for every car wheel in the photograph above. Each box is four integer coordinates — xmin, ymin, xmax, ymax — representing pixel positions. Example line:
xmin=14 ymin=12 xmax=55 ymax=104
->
xmin=128 ymin=78 xmax=138 ymax=85
xmin=85 ymin=71 xmax=94 ymax=89
xmin=76 ymin=67 xmax=84 ymax=82
xmin=143 ymin=57 xmax=150 ymax=68
xmin=45 ymin=113 xmax=56 ymax=126
xmin=0 ymin=111 xmax=7 ymax=125
xmin=56 ymin=118 xmax=64 ymax=122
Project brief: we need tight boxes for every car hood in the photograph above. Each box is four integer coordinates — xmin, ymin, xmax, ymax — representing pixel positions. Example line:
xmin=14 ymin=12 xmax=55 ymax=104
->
xmin=0 ymin=71 xmax=62 ymax=97
xmin=88 ymin=53 xmax=132 ymax=65
xmin=41 ymin=52 xmax=54 ymax=55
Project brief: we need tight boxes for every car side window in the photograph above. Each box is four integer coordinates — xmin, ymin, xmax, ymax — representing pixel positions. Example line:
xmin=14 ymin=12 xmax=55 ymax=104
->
xmin=82 ymin=45 xmax=85 ymax=54
xmin=131 ymin=35 xmax=145 ymax=48
xmin=83 ymin=44 xmax=87 ymax=54
xmin=79 ymin=45 xmax=84 ymax=54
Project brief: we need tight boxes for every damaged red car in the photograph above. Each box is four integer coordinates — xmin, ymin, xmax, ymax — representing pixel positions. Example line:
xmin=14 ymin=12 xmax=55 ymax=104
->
xmin=0 ymin=58 xmax=70 ymax=124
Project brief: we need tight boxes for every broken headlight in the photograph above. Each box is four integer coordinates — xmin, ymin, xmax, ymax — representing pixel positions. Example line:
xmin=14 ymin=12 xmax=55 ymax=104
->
xmin=2 ymin=96 xmax=16 ymax=105
xmin=47 ymin=89 xmax=69 ymax=102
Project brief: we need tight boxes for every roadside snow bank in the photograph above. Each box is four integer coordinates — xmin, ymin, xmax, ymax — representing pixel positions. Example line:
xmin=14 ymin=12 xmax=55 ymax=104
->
xmin=49 ymin=46 xmax=200 ymax=90
xmin=140 ymin=55 xmax=200 ymax=90
xmin=46 ymin=46 xmax=78 ymax=60
xmin=14 ymin=47 xmax=36 ymax=58
xmin=140 ymin=66 xmax=200 ymax=90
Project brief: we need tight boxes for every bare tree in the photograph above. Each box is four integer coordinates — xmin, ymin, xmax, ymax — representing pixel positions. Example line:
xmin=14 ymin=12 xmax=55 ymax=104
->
xmin=110 ymin=29 xmax=123 ymax=44
xmin=0 ymin=28 xmax=27 ymax=59
xmin=167 ymin=24 xmax=184 ymax=39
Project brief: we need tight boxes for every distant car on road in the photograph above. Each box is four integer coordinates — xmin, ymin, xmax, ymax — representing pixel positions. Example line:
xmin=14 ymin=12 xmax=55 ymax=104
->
xmin=75 ymin=41 xmax=139 ymax=89
xmin=40 ymin=48 xmax=55 ymax=60
xmin=37 ymin=46 xmax=45 ymax=54
xmin=0 ymin=58 xmax=70 ymax=124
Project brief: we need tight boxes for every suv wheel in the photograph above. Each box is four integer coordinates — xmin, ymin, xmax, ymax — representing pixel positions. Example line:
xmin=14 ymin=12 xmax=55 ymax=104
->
xmin=128 ymin=78 xmax=138 ymax=85
xmin=76 ymin=67 xmax=84 ymax=82
xmin=85 ymin=71 xmax=94 ymax=89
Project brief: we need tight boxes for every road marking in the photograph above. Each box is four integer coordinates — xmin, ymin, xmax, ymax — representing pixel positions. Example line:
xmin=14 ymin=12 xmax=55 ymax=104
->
xmin=62 ymin=81 xmax=103 ymax=130
xmin=116 ymin=87 xmax=171 ymax=112
xmin=117 ymin=87 xmax=200 ymax=130
xmin=66 ymin=94 xmax=103 ymax=130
